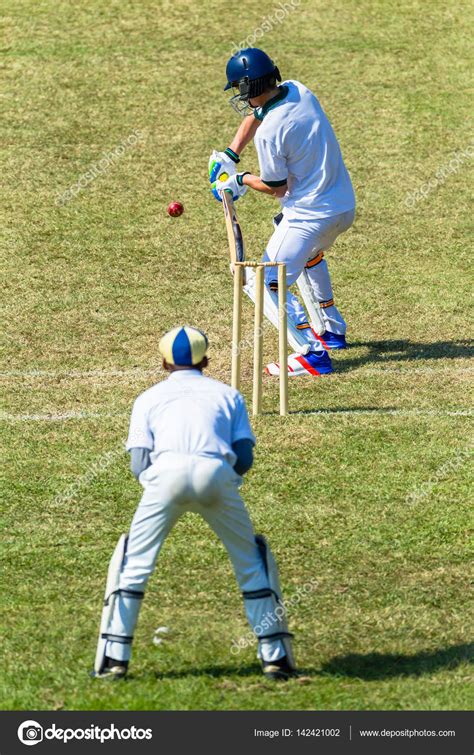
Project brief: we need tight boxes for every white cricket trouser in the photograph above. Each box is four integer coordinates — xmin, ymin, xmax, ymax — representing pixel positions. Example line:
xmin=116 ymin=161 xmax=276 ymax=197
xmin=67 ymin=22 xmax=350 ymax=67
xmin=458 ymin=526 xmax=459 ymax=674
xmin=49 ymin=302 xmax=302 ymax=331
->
xmin=264 ymin=209 xmax=355 ymax=337
xmin=106 ymin=453 xmax=286 ymax=664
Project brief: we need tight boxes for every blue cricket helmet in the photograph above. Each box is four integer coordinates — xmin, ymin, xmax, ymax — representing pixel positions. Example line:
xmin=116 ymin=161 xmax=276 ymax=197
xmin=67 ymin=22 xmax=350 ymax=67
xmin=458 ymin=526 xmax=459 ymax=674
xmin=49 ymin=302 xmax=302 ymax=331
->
xmin=224 ymin=48 xmax=281 ymax=106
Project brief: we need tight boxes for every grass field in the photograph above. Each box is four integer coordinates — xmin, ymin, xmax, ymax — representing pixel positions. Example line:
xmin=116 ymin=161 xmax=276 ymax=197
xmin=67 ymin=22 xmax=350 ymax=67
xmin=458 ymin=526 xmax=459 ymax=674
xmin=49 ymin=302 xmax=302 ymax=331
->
xmin=1 ymin=0 xmax=473 ymax=711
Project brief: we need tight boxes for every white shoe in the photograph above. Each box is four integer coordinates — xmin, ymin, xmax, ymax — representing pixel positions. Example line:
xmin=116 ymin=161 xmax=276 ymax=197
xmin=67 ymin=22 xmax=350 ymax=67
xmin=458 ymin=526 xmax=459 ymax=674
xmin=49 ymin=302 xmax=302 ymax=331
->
xmin=265 ymin=351 xmax=333 ymax=377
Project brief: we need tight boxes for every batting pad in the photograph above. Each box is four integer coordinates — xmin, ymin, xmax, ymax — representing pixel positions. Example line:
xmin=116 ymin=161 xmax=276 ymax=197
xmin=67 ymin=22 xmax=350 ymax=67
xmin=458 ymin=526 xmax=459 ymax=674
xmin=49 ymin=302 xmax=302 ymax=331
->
xmin=243 ymin=269 xmax=311 ymax=354
xmin=296 ymin=269 xmax=326 ymax=335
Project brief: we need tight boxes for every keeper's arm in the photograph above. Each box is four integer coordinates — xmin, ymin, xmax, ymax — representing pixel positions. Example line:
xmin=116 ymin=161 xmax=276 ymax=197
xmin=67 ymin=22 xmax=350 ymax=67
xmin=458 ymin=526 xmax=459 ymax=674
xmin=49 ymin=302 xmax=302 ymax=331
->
xmin=129 ymin=447 xmax=151 ymax=479
xmin=232 ymin=438 xmax=254 ymax=476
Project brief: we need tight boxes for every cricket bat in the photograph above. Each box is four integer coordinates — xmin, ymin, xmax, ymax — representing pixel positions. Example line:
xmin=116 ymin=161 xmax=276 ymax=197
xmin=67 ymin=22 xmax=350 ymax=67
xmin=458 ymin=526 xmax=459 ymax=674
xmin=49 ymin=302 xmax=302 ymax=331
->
xmin=221 ymin=188 xmax=245 ymax=265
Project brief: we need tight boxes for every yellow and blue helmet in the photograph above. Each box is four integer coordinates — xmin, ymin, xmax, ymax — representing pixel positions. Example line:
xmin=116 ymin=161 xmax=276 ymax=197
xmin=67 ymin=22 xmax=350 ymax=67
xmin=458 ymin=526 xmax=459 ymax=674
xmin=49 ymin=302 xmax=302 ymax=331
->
xmin=159 ymin=326 xmax=209 ymax=367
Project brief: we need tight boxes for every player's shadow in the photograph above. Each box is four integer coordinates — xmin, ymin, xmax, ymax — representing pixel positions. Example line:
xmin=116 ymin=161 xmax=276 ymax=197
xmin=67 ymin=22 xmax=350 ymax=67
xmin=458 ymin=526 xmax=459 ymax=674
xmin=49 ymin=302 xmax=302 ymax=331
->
xmin=289 ymin=406 xmax=398 ymax=417
xmin=131 ymin=645 xmax=473 ymax=683
xmin=320 ymin=642 xmax=473 ymax=681
xmin=335 ymin=338 xmax=474 ymax=372
xmin=152 ymin=663 xmax=265 ymax=681
xmin=133 ymin=644 xmax=472 ymax=682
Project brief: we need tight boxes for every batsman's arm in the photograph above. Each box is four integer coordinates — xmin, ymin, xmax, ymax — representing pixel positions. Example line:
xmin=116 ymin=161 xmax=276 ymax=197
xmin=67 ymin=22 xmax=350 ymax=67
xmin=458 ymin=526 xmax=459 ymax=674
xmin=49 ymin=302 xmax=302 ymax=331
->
xmin=228 ymin=113 xmax=261 ymax=157
xmin=240 ymin=172 xmax=288 ymax=198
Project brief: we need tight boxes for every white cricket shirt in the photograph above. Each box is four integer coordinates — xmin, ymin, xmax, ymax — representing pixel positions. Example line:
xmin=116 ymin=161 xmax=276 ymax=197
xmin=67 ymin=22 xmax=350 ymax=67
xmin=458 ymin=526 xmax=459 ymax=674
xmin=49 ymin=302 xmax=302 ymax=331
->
xmin=253 ymin=80 xmax=355 ymax=219
xmin=126 ymin=370 xmax=255 ymax=467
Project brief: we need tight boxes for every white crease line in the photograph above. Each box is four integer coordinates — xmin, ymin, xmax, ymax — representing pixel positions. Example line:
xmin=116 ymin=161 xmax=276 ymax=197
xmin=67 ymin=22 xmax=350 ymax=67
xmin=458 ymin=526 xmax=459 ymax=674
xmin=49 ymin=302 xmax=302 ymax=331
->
xmin=0 ymin=411 xmax=127 ymax=422
xmin=303 ymin=408 xmax=473 ymax=418
xmin=0 ymin=366 xmax=472 ymax=381
xmin=347 ymin=366 xmax=474 ymax=376
xmin=0 ymin=368 xmax=161 ymax=379
xmin=1 ymin=408 xmax=472 ymax=422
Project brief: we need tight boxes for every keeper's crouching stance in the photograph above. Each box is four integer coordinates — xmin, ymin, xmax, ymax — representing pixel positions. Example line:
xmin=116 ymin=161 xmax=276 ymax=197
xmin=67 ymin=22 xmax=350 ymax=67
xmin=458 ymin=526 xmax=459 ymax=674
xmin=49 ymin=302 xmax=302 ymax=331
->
xmin=93 ymin=326 xmax=296 ymax=681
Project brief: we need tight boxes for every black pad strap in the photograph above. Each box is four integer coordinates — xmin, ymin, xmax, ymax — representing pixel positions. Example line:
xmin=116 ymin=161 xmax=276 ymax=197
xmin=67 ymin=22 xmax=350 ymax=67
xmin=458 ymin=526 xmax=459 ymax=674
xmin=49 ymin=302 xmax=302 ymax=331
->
xmin=117 ymin=589 xmax=144 ymax=599
xmin=242 ymin=588 xmax=279 ymax=600
xmin=101 ymin=633 xmax=133 ymax=644
xmin=258 ymin=631 xmax=294 ymax=641
xmin=104 ymin=588 xmax=144 ymax=606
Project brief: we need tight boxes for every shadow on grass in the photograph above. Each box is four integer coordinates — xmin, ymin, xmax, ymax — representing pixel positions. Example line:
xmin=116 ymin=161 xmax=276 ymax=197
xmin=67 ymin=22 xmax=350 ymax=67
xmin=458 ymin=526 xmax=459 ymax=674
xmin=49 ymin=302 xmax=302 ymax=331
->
xmin=289 ymin=406 xmax=398 ymax=416
xmin=321 ymin=643 xmax=474 ymax=681
xmin=152 ymin=663 xmax=262 ymax=681
xmin=335 ymin=339 xmax=474 ymax=372
xmin=128 ymin=644 xmax=473 ymax=682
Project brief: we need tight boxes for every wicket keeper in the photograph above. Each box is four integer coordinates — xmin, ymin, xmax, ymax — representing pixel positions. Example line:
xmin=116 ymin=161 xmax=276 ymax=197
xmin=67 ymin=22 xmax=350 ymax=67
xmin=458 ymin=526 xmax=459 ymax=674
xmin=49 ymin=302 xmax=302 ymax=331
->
xmin=93 ymin=326 xmax=296 ymax=681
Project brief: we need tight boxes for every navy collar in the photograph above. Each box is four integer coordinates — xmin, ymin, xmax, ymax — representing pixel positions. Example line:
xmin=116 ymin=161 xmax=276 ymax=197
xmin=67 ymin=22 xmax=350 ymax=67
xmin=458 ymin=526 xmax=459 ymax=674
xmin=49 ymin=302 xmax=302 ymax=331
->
xmin=256 ymin=85 xmax=289 ymax=120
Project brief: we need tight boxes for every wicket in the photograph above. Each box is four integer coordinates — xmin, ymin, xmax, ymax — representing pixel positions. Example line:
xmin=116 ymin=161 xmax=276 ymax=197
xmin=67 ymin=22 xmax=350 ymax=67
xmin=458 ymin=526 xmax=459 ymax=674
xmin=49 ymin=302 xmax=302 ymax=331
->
xmin=231 ymin=262 xmax=288 ymax=416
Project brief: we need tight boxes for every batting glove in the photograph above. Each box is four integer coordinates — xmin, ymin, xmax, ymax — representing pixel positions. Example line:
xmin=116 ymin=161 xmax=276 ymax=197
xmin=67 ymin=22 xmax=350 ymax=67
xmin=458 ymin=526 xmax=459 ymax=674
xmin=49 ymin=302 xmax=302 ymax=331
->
xmin=209 ymin=147 xmax=240 ymax=179
xmin=209 ymin=148 xmax=240 ymax=201
xmin=212 ymin=172 xmax=249 ymax=202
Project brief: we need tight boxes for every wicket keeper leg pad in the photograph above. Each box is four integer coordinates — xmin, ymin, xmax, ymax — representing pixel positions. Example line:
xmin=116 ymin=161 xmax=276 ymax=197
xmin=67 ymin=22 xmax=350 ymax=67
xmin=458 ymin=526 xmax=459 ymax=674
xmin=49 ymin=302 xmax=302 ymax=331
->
xmin=94 ymin=534 xmax=144 ymax=672
xmin=242 ymin=535 xmax=296 ymax=669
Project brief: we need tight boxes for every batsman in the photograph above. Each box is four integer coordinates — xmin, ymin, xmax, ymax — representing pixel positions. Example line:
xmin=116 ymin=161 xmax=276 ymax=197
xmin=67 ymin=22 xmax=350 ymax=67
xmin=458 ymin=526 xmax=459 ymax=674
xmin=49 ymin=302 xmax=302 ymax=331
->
xmin=93 ymin=326 xmax=296 ymax=681
xmin=210 ymin=48 xmax=356 ymax=377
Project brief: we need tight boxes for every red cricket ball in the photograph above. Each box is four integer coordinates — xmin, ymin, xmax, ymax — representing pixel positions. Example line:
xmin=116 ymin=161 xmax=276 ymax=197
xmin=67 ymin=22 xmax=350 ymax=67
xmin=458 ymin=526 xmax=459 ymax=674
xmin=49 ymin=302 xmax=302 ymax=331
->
xmin=167 ymin=201 xmax=184 ymax=217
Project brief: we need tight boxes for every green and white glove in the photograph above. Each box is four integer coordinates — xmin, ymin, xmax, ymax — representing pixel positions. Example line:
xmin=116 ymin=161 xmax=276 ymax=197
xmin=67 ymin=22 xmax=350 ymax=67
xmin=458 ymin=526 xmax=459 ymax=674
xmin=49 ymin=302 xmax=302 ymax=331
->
xmin=213 ymin=172 xmax=249 ymax=201
xmin=209 ymin=148 xmax=240 ymax=202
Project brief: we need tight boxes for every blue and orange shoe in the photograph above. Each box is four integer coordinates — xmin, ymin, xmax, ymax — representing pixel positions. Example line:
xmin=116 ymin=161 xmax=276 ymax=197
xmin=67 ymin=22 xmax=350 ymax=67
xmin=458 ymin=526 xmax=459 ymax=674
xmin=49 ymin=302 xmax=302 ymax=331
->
xmin=265 ymin=350 xmax=333 ymax=377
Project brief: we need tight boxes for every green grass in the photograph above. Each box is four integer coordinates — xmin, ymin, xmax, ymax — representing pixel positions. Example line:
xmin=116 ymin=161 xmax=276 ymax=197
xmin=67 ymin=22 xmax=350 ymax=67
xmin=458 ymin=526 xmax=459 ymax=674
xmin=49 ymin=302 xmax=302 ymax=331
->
xmin=1 ymin=0 xmax=473 ymax=710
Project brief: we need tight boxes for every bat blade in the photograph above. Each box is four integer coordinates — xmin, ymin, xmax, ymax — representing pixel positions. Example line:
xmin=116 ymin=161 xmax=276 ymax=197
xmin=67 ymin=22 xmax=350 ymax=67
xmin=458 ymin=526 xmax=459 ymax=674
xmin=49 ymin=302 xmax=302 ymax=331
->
xmin=222 ymin=191 xmax=245 ymax=264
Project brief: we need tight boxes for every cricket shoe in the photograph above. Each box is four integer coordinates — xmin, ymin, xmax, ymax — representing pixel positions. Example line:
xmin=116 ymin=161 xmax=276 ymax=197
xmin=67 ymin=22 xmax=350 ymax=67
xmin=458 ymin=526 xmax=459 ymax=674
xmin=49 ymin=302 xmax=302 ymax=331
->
xmin=316 ymin=330 xmax=347 ymax=350
xmin=91 ymin=657 xmax=128 ymax=680
xmin=262 ymin=655 xmax=297 ymax=681
xmin=265 ymin=350 xmax=333 ymax=377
